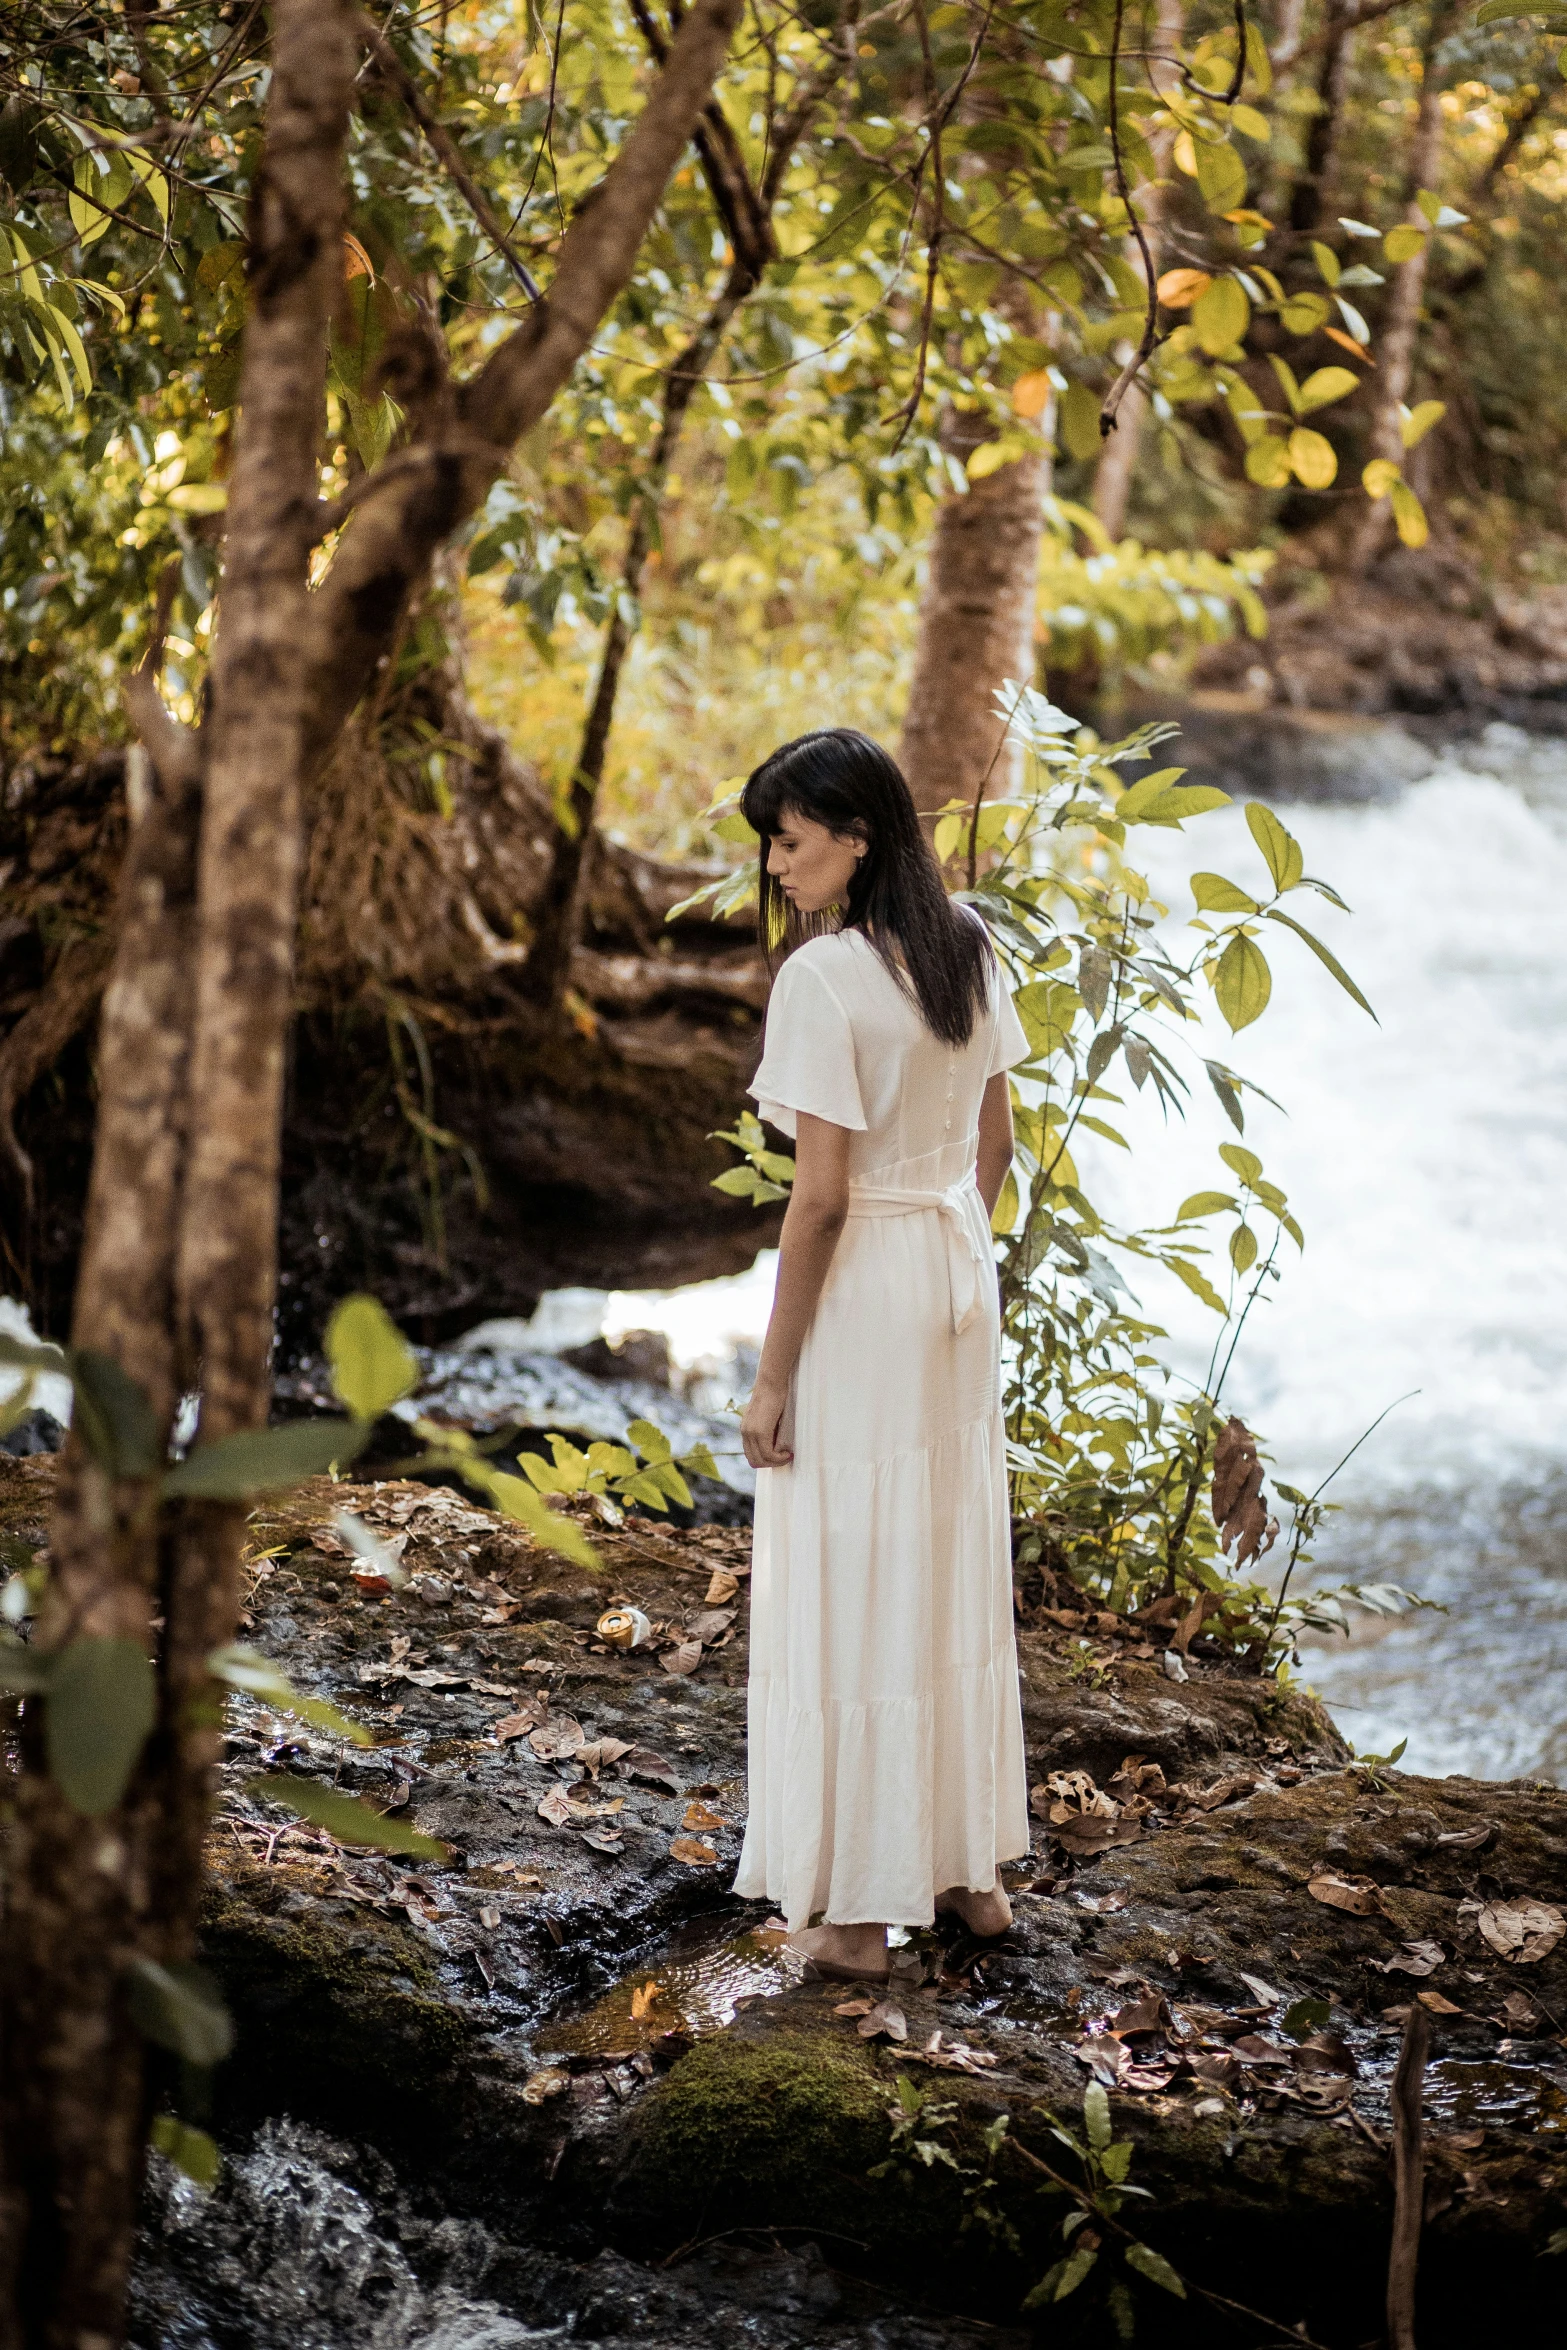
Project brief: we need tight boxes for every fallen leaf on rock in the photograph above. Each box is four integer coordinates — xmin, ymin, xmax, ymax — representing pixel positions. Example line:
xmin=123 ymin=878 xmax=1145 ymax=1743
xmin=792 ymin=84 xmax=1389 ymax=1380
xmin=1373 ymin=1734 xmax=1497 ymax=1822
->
xmin=620 ymin=1748 xmax=681 ymax=1789
xmin=492 ymin=1711 xmax=540 ymax=1743
xmin=1308 ymin=1873 xmax=1384 ymax=1917
xmin=669 ymin=1836 xmax=718 ymax=1867
xmin=1478 ymin=1899 xmax=1565 ymax=1965
xmin=835 ymin=1997 xmax=876 ymax=2018
xmin=536 ymin=1789 xmax=576 ymax=1829
xmin=1292 ymin=2032 xmax=1358 ymax=2078
xmin=1231 ymin=2036 xmax=1291 ymax=2067
xmin=574 ymin=1736 xmax=632 ymax=1777
xmin=581 ymin=1827 xmax=624 ymax=1854
xmin=685 ymin=1608 xmax=736 ymax=1644
xmin=1120 ymin=2065 xmax=1176 ymax=2093
xmin=1378 ymin=1939 xmax=1446 ymax=1978
xmin=1189 ymin=1773 xmax=1258 ymax=1811
xmin=470 ymin=1679 xmax=515 ymax=1698
xmin=1417 ymin=1990 xmax=1463 ymax=2016
xmin=1238 ymin=1973 xmax=1280 ymax=2009
xmin=858 ymin=2001 xmax=907 ymax=2043
xmin=1109 ymin=1997 xmax=1167 ymax=2040
xmin=1291 ymin=2077 xmax=1355 ymax=2114
xmin=1189 ymin=2051 xmax=1239 ymax=2092
xmin=920 ymin=2031 xmax=999 ymax=2074
xmin=1044 ymin=1768 xmax=1118 ymax=1819
xmin=704 ymin=1568 xmax=740 ymax=1605
xmin=529 ymin=1718 xmax=585 ymax=1762
xmin=521 ymin=2068 xmax=569 ymax=2105
xmin=1435 ymin=1821 xmax=1497 ymax=1852
xmin=1434 ymin=2126 xmax=1485 ymax=2151
xmin=1055 ymin=1812 xmax=1144 ymax=1854
xmin=478 ymin=1903 xmax=501 ymax=1929
xmin=1074 ymin=1892 xmax=1128 ymax=1915
xmin=682 ymin=1800 xmax=727 ymax=1833
xmin=630 ymin=1980 xmax=663 ymax=2019
xmin=1497 ymin=1990 xmax=1541 ymax=2032
xmin=660 ymin=1640 xmax=703 ymax=1677
xmin=565 ymin=1792 xmax=625 ymax=1818
xmin=1074 ymin=2037 xmax=1128 ymax=2086
xmin=1107 ymin=1757 xmax=1167 ymax=1802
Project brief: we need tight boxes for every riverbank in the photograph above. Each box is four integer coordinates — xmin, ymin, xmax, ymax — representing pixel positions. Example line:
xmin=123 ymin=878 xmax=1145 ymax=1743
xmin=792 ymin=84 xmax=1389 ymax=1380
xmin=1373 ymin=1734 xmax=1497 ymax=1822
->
xmin=4 ymin=1456 xmax=1557 ymax=2345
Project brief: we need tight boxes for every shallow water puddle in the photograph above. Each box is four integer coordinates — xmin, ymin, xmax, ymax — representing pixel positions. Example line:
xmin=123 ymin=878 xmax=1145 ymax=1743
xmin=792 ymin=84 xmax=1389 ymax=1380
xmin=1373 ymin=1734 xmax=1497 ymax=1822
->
xmin=1426 ymin=2057 xmax=1567 ymax=2134
xmin=537 ymin=1914 xmax=807 ymax=2056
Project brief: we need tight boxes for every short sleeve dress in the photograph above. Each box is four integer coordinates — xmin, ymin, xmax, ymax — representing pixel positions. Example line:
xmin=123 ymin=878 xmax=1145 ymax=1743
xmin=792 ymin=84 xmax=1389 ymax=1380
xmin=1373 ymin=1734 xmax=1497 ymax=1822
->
xmin=732 ymin=926 xmax=1033 ymax=1929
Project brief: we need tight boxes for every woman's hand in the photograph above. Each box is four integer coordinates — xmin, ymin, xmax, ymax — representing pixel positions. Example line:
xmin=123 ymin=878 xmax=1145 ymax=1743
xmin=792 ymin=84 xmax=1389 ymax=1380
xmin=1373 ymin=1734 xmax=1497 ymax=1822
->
xmin=741 ymin=1378 xmax=794 ymax=1469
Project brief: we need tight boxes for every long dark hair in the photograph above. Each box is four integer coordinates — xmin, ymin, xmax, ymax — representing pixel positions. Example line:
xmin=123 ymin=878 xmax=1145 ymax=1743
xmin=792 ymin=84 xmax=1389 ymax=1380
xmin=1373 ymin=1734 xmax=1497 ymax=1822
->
xmin=740 ymin=727 xmax=992 ymax=1048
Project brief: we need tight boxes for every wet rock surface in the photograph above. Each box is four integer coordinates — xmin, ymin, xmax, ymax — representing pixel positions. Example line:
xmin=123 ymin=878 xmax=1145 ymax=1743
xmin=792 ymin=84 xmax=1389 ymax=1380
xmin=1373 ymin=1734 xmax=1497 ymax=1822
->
xmin=5 ymin=1456 xmax=1566 ymax=2342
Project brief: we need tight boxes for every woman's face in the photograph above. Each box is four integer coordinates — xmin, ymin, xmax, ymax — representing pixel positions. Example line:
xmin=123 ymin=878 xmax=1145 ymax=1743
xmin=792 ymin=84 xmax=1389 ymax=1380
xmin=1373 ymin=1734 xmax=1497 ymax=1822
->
xmin=766 ymin=805 xmax=867 ymax=915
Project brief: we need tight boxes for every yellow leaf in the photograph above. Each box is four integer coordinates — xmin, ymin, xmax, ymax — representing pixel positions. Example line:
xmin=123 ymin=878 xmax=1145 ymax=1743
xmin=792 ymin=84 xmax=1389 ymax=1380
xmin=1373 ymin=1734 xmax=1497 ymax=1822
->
xmin=325 ymin=1294 xmax=418 ymax=1419
xmin=1400 ymin=398 xmax=1445 ymax=450
xmin=1196 ymin=138 xmax=1248 ymax=215
xmin=991 ymin=1168 xmax=1019 ymax=1236
xmin=1383 ymin=223 xmax=1427 ymax=265
xmin=1229 ymin=103 xmax=1270 ymax=143
xmin=1157 ymin=267 xmax=1211 ymax=311
xmin=1322 ymin=326 xmax=1373 ymax=365
xmin=1296 ymin=366 xmax=1360 ymax=414
xmin=1010 ymin=369 xmax=1054 ymax=420
xmin=343 ymin=232 xmax=375 ymax=283
xmin=1362 ymin=457 xmax=1401 ymax=500
xmin=1244 ymin=435 xmax=1291 ymax=488
xmin=967 ymin=440 xmax=1012 ymax=480
xmin=1390 ymin=478 xmax=1429 ymax=548
xmin=1213 ymin=933 xmax=1272 ymax=1032
xmin=1191 ymin=275 xmax=1250 ymax=356
xmin=1278 ymin=292 xmax=1330 ymax=336
xmin=1288 ymin=427 xmax=1337 ymax=488
xmin=1172 ymin=129 xmax=1198 ymax=177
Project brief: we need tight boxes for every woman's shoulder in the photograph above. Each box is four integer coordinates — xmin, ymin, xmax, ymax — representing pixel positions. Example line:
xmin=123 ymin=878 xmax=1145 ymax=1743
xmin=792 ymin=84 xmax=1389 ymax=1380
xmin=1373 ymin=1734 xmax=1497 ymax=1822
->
xmin=777 ymin=931 xmax=865 ymax=987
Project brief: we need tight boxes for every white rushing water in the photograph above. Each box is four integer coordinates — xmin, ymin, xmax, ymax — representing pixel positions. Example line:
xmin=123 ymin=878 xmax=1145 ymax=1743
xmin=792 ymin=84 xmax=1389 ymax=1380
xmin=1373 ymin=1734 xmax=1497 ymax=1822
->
xmin=607 ymin=723 xmax=1567 ymax=1783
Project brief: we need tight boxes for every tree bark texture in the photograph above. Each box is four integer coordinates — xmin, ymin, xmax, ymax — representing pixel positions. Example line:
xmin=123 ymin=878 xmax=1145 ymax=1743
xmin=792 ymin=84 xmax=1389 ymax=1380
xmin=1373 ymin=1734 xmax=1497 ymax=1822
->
xmin=0 ymin=10 xmax=358 ymax=2346
xmin=1350 ymin=0 xmax=1459 ymax=570
xmin=1090 ymin=0 xmax=1186 ymax=541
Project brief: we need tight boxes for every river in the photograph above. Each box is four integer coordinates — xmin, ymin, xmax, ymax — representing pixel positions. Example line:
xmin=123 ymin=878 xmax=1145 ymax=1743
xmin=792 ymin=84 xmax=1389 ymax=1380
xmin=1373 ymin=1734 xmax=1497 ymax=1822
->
xmin=606 ymin=721 xmax=1567 ymax=1784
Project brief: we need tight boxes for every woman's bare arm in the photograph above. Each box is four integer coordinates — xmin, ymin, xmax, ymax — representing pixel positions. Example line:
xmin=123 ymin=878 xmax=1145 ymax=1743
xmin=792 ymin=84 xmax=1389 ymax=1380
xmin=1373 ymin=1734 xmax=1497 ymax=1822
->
xmin=740 ymin=1112 xmax=851 ymax=1469
xmin=976 ymin=1071 xmax=1015 ymax=1216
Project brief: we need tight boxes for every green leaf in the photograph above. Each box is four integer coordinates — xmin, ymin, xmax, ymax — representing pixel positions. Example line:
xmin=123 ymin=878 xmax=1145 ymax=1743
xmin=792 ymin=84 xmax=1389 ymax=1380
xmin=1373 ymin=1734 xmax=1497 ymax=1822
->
xmin=1125 ymin=2241 xmax=1187 ymax=2297
xmin=1264 ymin=909 xmax=1377 ymax=1019
xmin=1190 ymin=273 xmax=1249 ymax=353
xmin=1165 ymin=1255 xmax=1229 ymax=1316
xmin=1244 ymin=803 xmax=1305 ymax=892
xmin=1400 ymin=398 xmax=1446 ymax=450
xmin=478 ymin=1470 xmax=599 ymax=1567
xmin=1084 ymin=2079 xmax=1113 ymax=2150
xmin=1213 ymin=933 xmax=1272 ymax=1032
xmin=1218 ymin=1142 xmax=1264 ymax=1185
xmin=162 ymin=1420 xmax=369 ymax=1499
xmin=1279 ymin=291 xmax=1331 ymax=335
xmin=1230 ymin=1224 xmax=1259 ymax=1274
xmin=0 ymin=1331 xmax=68 ymax=1376
xmin=1049 ymin=2245 xmax=1100 ymax=2301
xmin=1176 ymin=1191 xmax=1237 ymax=1221
xmin=127 ymin=1957 xmax=234 ymax=2066
xmin=1124 ymin=784 xmax=1232 ymax=827
xmin=1100 ymin=2139 xmax=1133 ymax=2183
xmin=69 ymin=1350 xmax=161 ymax=1478
xmin=150 ymin=2116 xmax=221 ymax=2190
xmin=1191 ymin=872 xmax=1259 ymax=914
xmin=626 ymin=1416 xmax=674 ymax=1464
xmin=325 ymin=1295 xmax=418 ymax=1420
xmin=46 ymin=1636 xmax=157 ymax=1815
xmin=1244 ymin=435 xmax=1292 ymax=489
xmin=1195 ymin=138 xmax=1248 ymax=216
xmin=1296 ymin=365 xmax=1360 ymax=414
xmin=1282 ymin=1995 xmax=1331 ymax=2040
xmin=208 ymin=1643 xmax=372 ymax=1746
xmin=247 ymin=1774 xmax=448 ymax=1858
xmin=1310 ymin=240 xmax=1341 ymax=288
xmin=0 ymin=1636 xmax=52 ymax=1694
xmin=712 ymin=1165 xmax=765 ymax=1197
xmin=678 ymin=1442 xmax=721 ymax=1482
xmin=1383 ymin=222 xmax=1427 ymax=264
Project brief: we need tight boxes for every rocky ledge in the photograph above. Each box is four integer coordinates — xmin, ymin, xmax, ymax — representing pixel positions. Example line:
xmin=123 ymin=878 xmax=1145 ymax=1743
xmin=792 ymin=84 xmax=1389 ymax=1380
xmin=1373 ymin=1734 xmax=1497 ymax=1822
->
xmin=3 ymin=1456 xmax=1563 ymax=2345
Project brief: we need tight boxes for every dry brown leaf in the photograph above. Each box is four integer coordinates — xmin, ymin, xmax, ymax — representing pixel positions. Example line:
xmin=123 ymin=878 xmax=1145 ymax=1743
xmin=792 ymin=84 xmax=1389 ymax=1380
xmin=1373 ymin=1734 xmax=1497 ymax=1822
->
xmin=1055 ymin=1812 xmax=1143 ymax=1854
xmin=1172 ymin=1591 xmax=1225 ymax=1655
xmin=620 ymin=1747 xmax=681 ymax=1788
xmin=1435 ymin=1821 xmax=1497 ymax=1852
xmin=835 ymin=1996 xmax=876 ymax=2018
xmin=1108 ymin=1996 xmax=1166 ymax=2040
xmin=1074 ymin=2037 xmax=1128 ymax=2086
xmin=1231 ymin=2035 xmax=1291 ymax=2067
xmin=1477 ymin=1899 xmax=1565 ymax=1965
xmin=1416 ymin=1990 xmax=1463 ymax=2016
xmin=573 ymin=1735 xmax=632 ymax=1777
xmin=491 ymin=1712 xmax=537 ymax=1743
xmin=1308 ymin=1873 xmax=1384 ymax=1917
xmin=580 ymin=1827 xmax=624 ymax=1854
xmin=1210 ymin=1416 xmax=1278 ymax=1568
xmin=682 ymin=1799 xmax=728 ymax=1833
xmin=521 ymin=2068 xmax=568 ymax=2106
xmin=630 ymin=1980 xmax=663 ymax=2020
xmin=660 ymin=1640 xmax=703 ymax=1677
xmin=1378 ymin=1939 xmax=1445 ymax=1978
xmin=858 ymin=2001 xmax=907 ymax=2043
xmin=685 ymin=1608 xmax=736 ymax=1644
xmin=1190 ymin=1773 xmax=1258 ymax=1812
xmin=669 ymin=1836 xmax=718 ymax=1867
xmin=1292 ymin=2032 xmax=1358 ymax=2078
xmin=536 ymin=1788 xmax=575 ymax=1829
xmin=704 ymin=1568 xmax=740 ymax=1605
xmin=529 ymin=1717 xmax=585 ymax=1761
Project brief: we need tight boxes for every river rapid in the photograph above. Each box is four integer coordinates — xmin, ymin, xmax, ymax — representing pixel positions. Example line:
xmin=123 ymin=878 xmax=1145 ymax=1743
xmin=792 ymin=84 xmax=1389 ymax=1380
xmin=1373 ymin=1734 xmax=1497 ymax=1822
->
xmin=609 ymin=721 xmax=1567 ymax=1784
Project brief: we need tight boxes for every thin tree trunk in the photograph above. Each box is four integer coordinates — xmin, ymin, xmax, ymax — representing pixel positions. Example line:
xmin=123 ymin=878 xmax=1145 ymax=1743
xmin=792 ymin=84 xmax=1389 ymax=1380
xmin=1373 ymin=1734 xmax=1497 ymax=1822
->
xmin=1091 ymin=0 xmax=1185 ymax=541
xmin=0 ymin=11 xmax=358 ymax=2346
xmin=1287 ymin=0 xmax=1357 ymax=234
xmin=1349 ymin=0 xmax=1458 ymax=569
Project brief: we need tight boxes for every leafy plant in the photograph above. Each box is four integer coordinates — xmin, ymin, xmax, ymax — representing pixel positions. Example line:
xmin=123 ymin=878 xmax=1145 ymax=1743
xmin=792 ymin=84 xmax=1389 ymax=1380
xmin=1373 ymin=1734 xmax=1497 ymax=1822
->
xmin=513 ymin=1419 xmax=721 ymax=1517
xmin=1019 ymin=2084 xmax=1185 ymax=2337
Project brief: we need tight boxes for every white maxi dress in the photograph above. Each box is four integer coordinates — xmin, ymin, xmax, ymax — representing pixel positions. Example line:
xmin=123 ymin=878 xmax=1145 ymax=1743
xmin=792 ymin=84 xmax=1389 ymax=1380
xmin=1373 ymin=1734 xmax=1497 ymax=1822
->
xmin=733 ymin=927 xmax=1033 ymax=1929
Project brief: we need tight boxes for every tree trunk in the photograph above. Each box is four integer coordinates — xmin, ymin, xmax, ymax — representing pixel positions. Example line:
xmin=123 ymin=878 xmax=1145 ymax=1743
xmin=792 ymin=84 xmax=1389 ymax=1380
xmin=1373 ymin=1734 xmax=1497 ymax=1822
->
xmin=1287 ymin=0 xmax=1358 ymax=235
xmin=1349 ymin=0 xmax=1458 ymax=570
xmin=0 ymin=11 xmax=358 ymax=2346
xmin=898 ymin=413 xmax=1051 ymax=815
xmin=1091 ymin=0 xmax=1185 ymax=541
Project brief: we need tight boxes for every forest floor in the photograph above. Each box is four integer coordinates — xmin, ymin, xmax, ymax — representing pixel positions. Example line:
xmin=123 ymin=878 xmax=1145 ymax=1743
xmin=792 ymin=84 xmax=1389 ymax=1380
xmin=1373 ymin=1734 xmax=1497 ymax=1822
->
xmin=4 ymin=1455 xmax=1565 ymax=2346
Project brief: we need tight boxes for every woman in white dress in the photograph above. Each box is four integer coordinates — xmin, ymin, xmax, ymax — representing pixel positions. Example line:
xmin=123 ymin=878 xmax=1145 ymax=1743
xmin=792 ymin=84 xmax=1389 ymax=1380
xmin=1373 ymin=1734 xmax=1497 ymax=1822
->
xmin=733 ymin=728 xmax=1033 ymax=1983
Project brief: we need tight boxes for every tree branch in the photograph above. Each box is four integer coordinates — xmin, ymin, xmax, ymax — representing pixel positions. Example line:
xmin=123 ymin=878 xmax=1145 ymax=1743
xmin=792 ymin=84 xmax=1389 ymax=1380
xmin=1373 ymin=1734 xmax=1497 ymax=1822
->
xmin=299 ymin=0 xmax=745 ymax=769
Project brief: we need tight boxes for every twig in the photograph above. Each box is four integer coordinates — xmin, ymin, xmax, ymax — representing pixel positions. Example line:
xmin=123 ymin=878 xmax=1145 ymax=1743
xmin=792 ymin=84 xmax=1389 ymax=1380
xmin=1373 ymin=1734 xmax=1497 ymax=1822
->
xmin=1098 ymin=0 xmax=1163 ymax=439
xmin=1223 ymin=0 xmax=1249 ymax=105
xmin=1387 ymin=2000 xmax=1431 ymax=2350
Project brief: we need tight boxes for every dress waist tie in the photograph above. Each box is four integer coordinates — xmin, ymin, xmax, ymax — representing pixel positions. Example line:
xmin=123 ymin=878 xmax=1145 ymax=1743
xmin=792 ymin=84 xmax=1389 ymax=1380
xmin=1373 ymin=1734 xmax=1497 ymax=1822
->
xmin=844 ymin=1169 xmax=992 ymax=1334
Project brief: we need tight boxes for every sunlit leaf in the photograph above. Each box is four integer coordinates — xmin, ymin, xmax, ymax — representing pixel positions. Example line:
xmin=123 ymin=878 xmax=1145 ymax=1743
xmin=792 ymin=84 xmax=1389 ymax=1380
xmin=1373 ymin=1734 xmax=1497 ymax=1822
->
xmin=1191 ymin=872 xmax=1259 ymax=914
xmin=247 ymin=1774 xmax=448 ymax=1857
xmin=1287 ymin=427 xmax=1337 ymax=489
xmin=1125 ymin=2242 xmax=1186 ymax=2297
xmin=1213 ymin=933 xmax=1272 ymax=1032
xmin=325 ymin=1294 xmax=418 ymax=1421
xmin=150 ymin=2116 xmax=221 ymax=2190
xmin=1264 ymin=910 xmax=1378 ymax=1019
xmin=1244 ymin=803 xmax=1304 ymax=893
xmin=208 ymin=1642 xmax=373 ymax=1746
xmin=162 ymin=1420 xmax=368 ymax=1499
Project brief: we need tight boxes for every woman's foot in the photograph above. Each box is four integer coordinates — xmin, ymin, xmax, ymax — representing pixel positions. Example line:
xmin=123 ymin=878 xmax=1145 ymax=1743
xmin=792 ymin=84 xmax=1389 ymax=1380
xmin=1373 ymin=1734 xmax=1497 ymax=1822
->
xmin=789 ymin=1922 xmax=890 ymax=1982
xmin=935 ymin=1884 xmax=1013 ymax=1938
